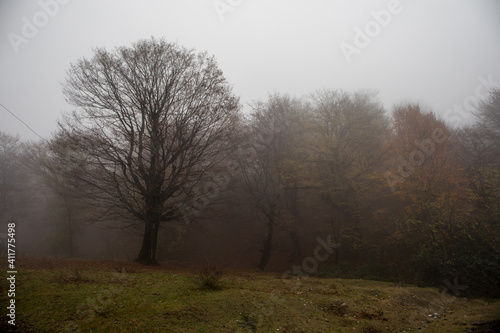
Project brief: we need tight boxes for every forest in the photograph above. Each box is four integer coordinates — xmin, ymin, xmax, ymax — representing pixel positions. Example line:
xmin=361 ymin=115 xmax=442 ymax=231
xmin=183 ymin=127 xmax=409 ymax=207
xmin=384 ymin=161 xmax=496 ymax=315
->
xmin=1 ymin=38 xmax=499 ymax=299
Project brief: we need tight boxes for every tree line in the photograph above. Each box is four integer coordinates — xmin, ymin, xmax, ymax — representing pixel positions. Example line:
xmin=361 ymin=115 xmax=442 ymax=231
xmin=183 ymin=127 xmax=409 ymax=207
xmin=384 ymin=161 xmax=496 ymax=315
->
xmin=0 ymin=38 xmax=498 ymax=296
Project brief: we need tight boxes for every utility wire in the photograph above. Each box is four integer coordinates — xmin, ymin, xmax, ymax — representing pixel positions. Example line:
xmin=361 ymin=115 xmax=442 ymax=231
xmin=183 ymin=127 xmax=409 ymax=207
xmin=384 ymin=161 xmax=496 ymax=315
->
xmin=0 ymin=102 xmax=45 ymax=141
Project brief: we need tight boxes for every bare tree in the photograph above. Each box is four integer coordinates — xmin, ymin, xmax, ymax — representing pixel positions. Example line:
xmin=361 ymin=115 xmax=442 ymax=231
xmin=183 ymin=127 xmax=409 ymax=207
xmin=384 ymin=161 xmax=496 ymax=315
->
xmin=238 ymin=94 xmax=303 ymax=270
xmin=308 ymin=90 xmax=388 ymax=263
xmin=24 ymin=140 xmax=86 ymax=257
xmin=0 ymin=133 xmax=38 ymax=257
xmin=58 ymin=38 xmax=240 ymax=264
xmin=457 ymin=89 xmax=500 ymax=251
xmin=0 ymin=133 xmax=23 ymax=221
xmin=474 ymin=88 xmax=500 ymax=164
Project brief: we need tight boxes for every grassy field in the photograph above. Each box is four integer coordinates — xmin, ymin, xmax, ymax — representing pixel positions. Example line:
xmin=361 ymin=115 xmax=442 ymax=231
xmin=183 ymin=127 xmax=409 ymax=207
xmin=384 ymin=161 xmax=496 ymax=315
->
xmin=1 ymin=257 xmax=499 ymax=332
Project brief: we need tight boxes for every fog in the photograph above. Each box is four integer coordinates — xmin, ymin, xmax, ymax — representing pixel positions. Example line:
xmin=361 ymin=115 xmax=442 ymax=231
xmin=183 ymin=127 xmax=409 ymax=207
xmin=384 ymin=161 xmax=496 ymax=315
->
xmin=0 ymin=3 xmax=500 ymax=330
xmin=1 ymin=0 xmax=500 ymax=140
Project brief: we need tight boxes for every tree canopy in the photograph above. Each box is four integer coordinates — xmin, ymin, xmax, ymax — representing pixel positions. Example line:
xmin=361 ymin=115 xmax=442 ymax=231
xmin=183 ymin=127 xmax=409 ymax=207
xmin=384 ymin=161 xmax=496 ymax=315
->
xmin=57 ymin=38 xmax=241 ymax=264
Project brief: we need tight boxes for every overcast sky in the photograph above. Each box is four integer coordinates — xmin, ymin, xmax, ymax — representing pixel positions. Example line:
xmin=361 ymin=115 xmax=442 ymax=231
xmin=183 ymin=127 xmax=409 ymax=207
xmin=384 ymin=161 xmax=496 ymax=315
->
xmin=1 ymin=0 xmax=500 ymax=141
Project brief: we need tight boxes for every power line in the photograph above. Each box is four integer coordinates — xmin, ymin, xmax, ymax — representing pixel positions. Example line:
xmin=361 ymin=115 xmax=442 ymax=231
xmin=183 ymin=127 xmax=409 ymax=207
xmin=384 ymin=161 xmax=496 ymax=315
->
xmin=0 ymin=103 xmax=45 ymax=141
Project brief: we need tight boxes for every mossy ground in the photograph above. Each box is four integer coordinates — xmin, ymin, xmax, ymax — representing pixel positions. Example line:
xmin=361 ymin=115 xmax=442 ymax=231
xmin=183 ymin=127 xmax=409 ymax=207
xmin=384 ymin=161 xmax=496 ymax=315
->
xmin=1 ymin=257 xmax=499 ymax=332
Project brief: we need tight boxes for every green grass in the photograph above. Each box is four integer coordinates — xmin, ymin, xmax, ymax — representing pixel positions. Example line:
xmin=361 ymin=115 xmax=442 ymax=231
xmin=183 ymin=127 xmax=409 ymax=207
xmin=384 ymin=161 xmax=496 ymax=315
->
xmin=2 ymin=257 xmax=499 ymax=332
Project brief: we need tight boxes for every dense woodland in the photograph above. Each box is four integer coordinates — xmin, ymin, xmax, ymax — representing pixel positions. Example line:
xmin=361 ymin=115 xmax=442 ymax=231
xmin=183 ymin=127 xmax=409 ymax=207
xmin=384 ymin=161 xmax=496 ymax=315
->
xmin=1 ymin=39 xmax=499 ymax=297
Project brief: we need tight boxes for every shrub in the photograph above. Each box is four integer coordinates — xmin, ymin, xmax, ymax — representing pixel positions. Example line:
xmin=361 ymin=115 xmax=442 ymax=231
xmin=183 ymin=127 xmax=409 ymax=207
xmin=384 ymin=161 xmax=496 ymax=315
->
xmin=198 ymin=260 xmax=224 ymax=290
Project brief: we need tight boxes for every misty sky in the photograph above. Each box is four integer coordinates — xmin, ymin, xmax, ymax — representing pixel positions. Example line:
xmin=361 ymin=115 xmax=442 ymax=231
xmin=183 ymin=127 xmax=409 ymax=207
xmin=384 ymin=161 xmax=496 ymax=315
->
xmin=1 ymin=0 xmax=500 ymax=141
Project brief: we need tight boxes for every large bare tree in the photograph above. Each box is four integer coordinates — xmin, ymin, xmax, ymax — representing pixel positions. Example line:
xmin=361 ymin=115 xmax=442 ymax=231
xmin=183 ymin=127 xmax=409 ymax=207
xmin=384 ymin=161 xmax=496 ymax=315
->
xmin=238 ymin=94 xmax=303 ymax=270
xmin=58 ymin=38 xmax=240 ymax=264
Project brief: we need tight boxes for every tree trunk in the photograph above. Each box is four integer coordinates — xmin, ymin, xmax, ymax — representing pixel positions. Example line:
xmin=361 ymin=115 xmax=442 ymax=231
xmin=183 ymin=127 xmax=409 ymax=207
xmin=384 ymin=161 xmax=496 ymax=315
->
xmin=151 ymin=221 xmax=159 ymax=262
xmin=257 ymin=222 xmax=273 ymax=271
xmin=67 ymin=209 xmax=74 ymax=257
xmin=136 ymin=221 xmax=154 ymax=264
xmin=136 ymin=219 xmax=160 ymax=265
xmin=285 ymin=188 xmax=301 ymax=260
xmin=257 ymin=204 xmax=276 ymax=271
xmin=64 ymin=197 xmax=75 ymax=257
xmin=329 ymin=206 xmax=342 ymax=265
xmin=136 ymin=192 xmax=162 ymax=265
